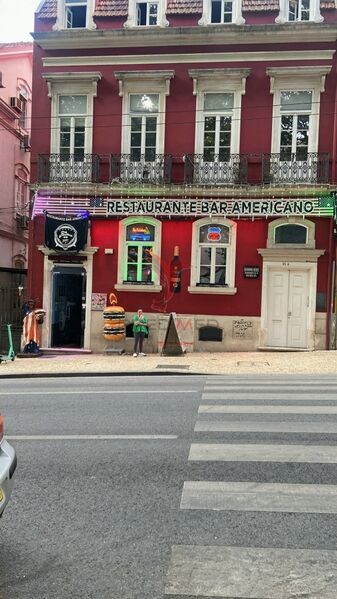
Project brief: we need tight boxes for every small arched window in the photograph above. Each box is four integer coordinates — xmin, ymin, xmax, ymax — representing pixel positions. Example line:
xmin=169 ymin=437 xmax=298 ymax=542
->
xmin=274 ymin=223 xmax=308 ymax=244
xmin=267 ymin=217 xmax=315 ymax=249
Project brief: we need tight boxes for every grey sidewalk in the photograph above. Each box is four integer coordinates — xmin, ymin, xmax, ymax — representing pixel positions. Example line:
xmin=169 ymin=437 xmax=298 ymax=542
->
xmin=1 ymin=350 xmax=337 ymax=377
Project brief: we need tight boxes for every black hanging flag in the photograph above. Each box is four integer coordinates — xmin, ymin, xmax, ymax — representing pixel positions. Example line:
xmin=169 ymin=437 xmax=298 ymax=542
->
xmin=45 ymin=212 xmax=89 ymax=253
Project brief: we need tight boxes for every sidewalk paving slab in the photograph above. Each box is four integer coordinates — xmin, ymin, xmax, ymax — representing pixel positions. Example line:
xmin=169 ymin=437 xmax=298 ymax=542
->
xmin=1 ymin=350 xmax=337 ymax=378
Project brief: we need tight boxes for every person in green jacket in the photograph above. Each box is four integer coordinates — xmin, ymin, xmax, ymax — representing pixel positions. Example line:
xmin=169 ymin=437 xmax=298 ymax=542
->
xmin=133 ymin=308 xmax=148 ymax=357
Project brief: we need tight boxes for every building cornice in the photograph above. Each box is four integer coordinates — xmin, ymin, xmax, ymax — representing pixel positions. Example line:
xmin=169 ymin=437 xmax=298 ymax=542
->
xmin=42 ymin=49 xmax=335 ymax=69
xmin=33 ymin=22 xmax=337 ymax=50
xmin=258 ymin=248 xmax=325 ymax=261
xmin=114 ymin=69 xmax=175 ymax=95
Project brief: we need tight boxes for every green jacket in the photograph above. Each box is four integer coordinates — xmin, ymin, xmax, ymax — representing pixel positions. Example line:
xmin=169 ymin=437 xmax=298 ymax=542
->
xmin=133 ymin=314 xmax=148 ymax=334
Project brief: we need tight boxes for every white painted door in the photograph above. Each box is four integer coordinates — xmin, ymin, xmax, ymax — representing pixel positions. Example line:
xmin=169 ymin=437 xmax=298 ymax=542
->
xmin=267 ymin=269 xmax=308 ymax=348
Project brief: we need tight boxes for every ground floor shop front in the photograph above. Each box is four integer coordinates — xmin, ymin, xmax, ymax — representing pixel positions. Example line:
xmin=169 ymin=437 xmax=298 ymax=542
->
xmin=28 ymin=195 xmax=335 ymax=353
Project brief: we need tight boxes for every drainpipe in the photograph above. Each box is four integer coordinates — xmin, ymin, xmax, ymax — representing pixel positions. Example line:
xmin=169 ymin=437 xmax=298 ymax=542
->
xmin=331 ymin=56 xmax=337 ymax=183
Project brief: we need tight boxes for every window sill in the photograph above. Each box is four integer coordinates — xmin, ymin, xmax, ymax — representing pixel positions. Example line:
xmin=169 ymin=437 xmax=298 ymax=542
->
xmin=188 ymin=285 xmax=237 ymax=295
xmin=115 ymin=283 xmax=162 ymax=293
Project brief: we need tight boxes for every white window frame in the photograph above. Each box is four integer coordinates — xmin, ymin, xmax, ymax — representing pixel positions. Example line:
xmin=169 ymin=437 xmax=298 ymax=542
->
xmin=42 ymin=72 xmax=101 ymax=155
xmin=276 ymin=0 xmax=323 ymax=22
xmin=267 ymin=217 xmax=315 ymax=249
xmin=15 ymin=165 xmax=29 ymax=216
xmin=267 ymin=67 xmax=331 ymax=157
xmin=125 ymin=0 xmax=168 ymax=27
xmin=199 ymin=0 xmax=245 ymax=25
xmin=115 ymin=216 xmax=162 ymax=293
xmin=54 ymin=0 xmax=96 ymax=30
xmin=188 ymin=217 xmax=237 ymax=294
xmin=190 ymin=69 xmax=249 ymax=157
xmin=115 ymin=70 xmax=174 ymax=158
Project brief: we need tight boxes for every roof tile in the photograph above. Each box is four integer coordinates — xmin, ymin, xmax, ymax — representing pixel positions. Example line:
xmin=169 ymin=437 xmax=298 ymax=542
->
xmin=37 ymin=0 xmax=335 ymax=19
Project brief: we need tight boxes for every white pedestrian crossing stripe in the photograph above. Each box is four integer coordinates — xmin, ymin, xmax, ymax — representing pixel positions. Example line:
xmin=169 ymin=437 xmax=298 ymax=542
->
xmin=202 ymin=391 xmax=337 ymax=400
xmin=181 ymin=481 xmax=337 ymax=513
xmin=195 ymin=419 xmax=337 ymax=433
xmin=165 ymin=545 xmax=337 ymax=598
xmin=189 ymin=442 xmax=337 ymax=463
xmin=199 ymin=404 xmax=337 ymax=413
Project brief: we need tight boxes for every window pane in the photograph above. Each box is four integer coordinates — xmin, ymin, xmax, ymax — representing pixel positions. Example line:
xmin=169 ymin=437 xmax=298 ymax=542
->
xmin=215 ymin=267 xmax=226 ymax=285
xmin=203 ymin=148 xmax=215 ymax=161
xmin=145 ymin=148 xmax=156 ymax=161
xmin=204 ymin=93 xmax=234 ymax=111
xmin=220 ymin=116 xmax=232 ymax=131
xmin=204 ymin=131 xmax=216 ymax=147
xmin=200 ymin=246 xmax=212 ymax=265
xmin=59 ymin=95 xmax=87 ymax=115
xmin=199 ymin=266 xmax=211 ymax=284
xmin=297 ymin=115 xmax=309 ymax=130
xmin=280 ymin=91 xmax=312 ymax=112
xmin=141 ymin=265 xmax=152 ymax=282
xmin=126 ymin=265 xmax=138 ymax=281
xmin=280 ymin=131 xmax=292 ymax=146
xmin=211 ymin=0 xmax=222 ymax=22
xmin=126 ymin=223 xmax=155 ymax=242
xmin=130 ymin=148 xmax=141 ymax=161
xmin=130 ymin=94 xmax=159 ymax=113
xmin=199 ymin=224 xmax=229 ymax=243
xmin=215 ymin=247 xmax=226 ymax=265
xmin=131 ymin=117 xmax=142 ymax=132
xmin=131 ymin=132 xmax=142 ymax=147
xmin=275 ymin=224 xmax=307 ymax=244
xmin=280 ymin=147 xmax=292 ymax=161
xmin=127 ymin=246 xmax=138 ymax=262
xmin=142 ymin=246 xmax=153 ymax=263
xmin=146 ymin=117 xmax=157 ymax=131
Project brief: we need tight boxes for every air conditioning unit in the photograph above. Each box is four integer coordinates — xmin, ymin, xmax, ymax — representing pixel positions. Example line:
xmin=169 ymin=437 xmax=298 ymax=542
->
xmin=21 ymin=134 xmax=31 ymax=151
xmin=16 ymin=214 xmax=29 ymax=230
xmin=10 ymin=97 xmax=23 ymax=112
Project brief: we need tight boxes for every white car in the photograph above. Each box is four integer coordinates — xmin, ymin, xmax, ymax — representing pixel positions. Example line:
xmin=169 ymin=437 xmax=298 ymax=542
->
xmin=0 ymin=415 xmax=16 ymax=518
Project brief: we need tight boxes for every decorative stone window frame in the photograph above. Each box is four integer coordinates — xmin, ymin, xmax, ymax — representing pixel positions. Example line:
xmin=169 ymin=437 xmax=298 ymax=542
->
xmin=115 ymin=70 xmax=174 ymax=156
xmin=53 ymin=0 xmax=96 ymax=30
xmin=42 ymin=72 xmax=101 ymax=154
xmin=124 ymin=0 xmax=169 ymax=27
xmin=188 ymin=217 xmax=237 ymax=294
xmin=198 ymin=0 xmax=245 ymax=25
xmin=275 ymin=0 xmax=323 ymax=23
xmin=267 ymin=66 xmax=331 ymax=155
xmin=115 ymin=216 xmax=162 ymax=293
xmin=267 ymin=217 xmax=316 ymax=249
xmin=189 ymin=68 xmax=250 ymax=156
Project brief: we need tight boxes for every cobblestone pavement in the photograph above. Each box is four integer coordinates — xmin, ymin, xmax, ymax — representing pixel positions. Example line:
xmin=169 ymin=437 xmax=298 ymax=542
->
xmin=1 ymin=350 xmax=337 ymax=376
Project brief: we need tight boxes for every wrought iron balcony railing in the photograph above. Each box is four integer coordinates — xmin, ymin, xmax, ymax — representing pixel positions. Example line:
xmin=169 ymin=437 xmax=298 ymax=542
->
xmin=38 ymin=154 xmax=100 ymax=184
xmin=262 ymin=153 xmax=330 ymax=184
xmin=110 ymin=154 xmax=172 ymax=185
xmin=184 ymin=154 xmax=248 ymax=185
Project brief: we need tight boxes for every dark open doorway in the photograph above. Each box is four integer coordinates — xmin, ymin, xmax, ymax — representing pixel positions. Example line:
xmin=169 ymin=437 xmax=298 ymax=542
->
xmin=51 ymin=266 xmax=86 ymax=348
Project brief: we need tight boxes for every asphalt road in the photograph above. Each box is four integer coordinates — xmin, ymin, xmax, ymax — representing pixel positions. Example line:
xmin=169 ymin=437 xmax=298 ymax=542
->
xmin=1 ymin=374 xmax=337 ymax=599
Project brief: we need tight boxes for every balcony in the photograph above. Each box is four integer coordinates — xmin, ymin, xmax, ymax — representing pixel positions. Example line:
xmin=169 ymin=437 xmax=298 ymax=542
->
xmin=38 ymin=154 xmax=100 ymax=184
xmin=36 ymin=152 xmax=331 ymax=187
xmin=262 ymin=153 xmax=330 ymax=185
xmin=184 ymin=154 xmax=248 ymax=185
xmin=110 ymin=154 xmax=172 ymax=185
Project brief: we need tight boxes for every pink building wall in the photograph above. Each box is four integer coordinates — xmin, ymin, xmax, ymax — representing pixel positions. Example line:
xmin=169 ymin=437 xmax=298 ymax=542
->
xmin=0 ymin=42 xmax=33 ymax=273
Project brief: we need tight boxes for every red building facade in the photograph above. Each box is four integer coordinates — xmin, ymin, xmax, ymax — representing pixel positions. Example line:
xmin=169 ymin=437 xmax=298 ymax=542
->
xmin=29 ymin=0 xmax=337 ymax=352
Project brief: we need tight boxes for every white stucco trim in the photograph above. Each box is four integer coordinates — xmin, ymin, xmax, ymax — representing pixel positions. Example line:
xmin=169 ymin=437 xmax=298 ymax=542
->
xmin=189 ymin=68 xmax=250 ymax=156
xmin=124 ymin=0 xmax=169 ymax=28
xmin=38 ymin=245 xmax=98 ymax=350
xmin=53 ymin=0 xmax=96 ymax=30
xmin=198 ymin=0 xmax=245 ymax=25
xmin=267 ymin=216 xmax=316 ymax=249
xmin=117 ymin=216 xmax=162 ymax=289
xmin=114 ymin=71 xmax=174 ymax=157
xmin=276 ymin=0 xmax=323 ymax=23
xmin=267 ymin=66 xmax=331 ymax=155
xmin=42 ymin=72 xmax=101 ymax=155
xmin=42 ymin=50 xmax=335 ymax=68
xmin=189 ymin=217 xmax=237 ymax=291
